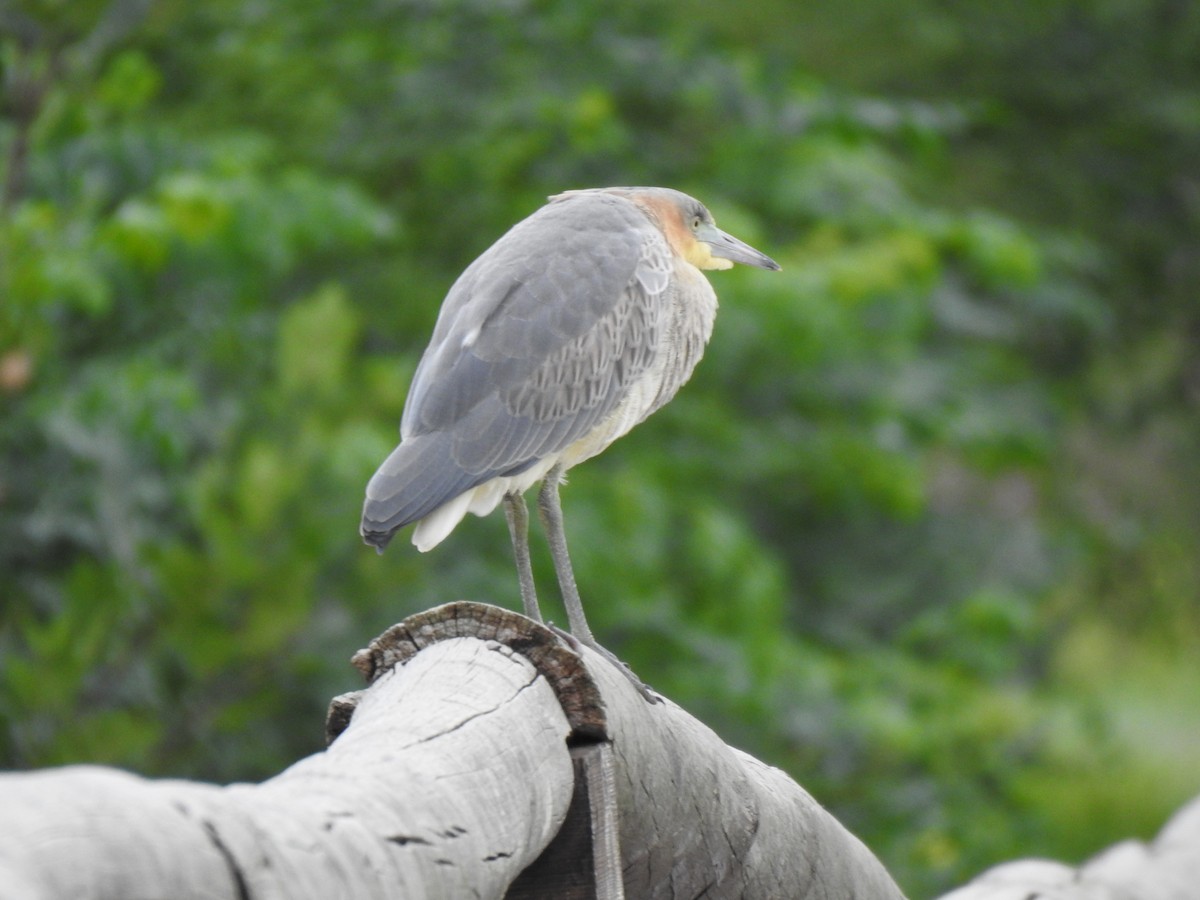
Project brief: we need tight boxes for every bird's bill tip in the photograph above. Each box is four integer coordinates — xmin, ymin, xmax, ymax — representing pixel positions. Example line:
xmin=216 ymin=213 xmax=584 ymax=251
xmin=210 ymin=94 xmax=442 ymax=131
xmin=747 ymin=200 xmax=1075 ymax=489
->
xmin=701 ymin=226 xmax=781 ymax=271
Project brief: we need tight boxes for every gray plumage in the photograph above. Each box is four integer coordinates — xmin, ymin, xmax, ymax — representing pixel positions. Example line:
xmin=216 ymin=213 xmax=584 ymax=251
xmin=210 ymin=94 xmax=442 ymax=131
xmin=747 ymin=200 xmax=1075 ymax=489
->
xmin=362 ymin=188 xmax=741 ymax=548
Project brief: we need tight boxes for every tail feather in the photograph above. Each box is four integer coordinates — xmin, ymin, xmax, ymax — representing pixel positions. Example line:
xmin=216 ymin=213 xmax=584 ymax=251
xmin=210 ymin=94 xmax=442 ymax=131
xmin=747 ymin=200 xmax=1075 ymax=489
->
xmin=410 ymin=492 xmax=475 ymax=552
xmin=360 ymin=435 xmax=479 ymax=550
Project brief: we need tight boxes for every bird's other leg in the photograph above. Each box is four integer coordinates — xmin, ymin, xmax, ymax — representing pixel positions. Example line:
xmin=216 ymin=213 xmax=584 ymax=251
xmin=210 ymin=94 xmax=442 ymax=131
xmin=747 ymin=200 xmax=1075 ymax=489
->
xmin=504 ymin=492 xmax=542 ymax=622
xmin=536 ymin=463 xmax=594 ymax=645
xmin=538 ymin=464 xmax=660 ymax=703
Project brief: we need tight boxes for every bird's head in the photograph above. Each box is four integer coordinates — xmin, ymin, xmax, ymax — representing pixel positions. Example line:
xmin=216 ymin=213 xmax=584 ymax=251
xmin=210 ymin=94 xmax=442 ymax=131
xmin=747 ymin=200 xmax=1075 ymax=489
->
xmin=612 ymin=187 xmax=781 ymax=273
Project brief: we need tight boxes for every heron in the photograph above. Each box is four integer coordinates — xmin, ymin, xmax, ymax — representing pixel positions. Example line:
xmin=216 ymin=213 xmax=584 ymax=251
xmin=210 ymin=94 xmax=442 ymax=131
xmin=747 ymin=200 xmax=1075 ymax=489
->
xmin=361 ymin=187 xmax=779 ymax=691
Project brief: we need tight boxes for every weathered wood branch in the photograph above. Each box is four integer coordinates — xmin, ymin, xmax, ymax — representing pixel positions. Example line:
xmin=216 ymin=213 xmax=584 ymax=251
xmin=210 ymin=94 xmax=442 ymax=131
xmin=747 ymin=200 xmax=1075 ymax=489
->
xmin=936 ymin=793 xmax=1200 ymax=900
xmin=0 ymin=602 xmax=905 ymax=899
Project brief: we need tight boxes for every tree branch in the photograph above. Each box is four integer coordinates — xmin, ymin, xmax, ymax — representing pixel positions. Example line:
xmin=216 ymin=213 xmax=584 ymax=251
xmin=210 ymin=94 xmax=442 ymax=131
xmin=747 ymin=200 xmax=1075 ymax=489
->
xmin=936 ymin=794 xmax=1200 ymax=900
xmin=0 ymin=602 xmax=907 ymax=899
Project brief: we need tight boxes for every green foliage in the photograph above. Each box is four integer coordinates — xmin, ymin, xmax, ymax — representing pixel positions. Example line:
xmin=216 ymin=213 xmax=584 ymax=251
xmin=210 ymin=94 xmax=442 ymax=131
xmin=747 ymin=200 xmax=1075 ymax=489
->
xmin=3 ymin=2 xmax=1198 ymax=896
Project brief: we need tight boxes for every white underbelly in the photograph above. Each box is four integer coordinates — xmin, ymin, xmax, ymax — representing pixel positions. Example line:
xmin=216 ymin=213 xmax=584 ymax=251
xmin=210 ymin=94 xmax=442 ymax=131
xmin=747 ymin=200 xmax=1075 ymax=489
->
xmin=412 ymin=270 xmax=715 ymax=553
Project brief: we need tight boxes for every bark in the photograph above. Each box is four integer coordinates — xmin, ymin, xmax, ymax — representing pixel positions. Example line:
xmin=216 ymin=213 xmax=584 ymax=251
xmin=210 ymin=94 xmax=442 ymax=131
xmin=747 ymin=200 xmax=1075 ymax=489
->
xmin=0 ymin=631 xmax=574 ymax=899
xmin=0 ymin=601 xmax=905 ymax=899
xmin=937 ymin=793 xmax=1200 ymax=900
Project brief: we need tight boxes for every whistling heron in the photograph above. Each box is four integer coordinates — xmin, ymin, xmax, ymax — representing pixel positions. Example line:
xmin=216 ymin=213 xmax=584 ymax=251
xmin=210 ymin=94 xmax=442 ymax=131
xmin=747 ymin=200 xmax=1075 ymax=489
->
xmin=361 ymin=187 xmax=779 ymax=683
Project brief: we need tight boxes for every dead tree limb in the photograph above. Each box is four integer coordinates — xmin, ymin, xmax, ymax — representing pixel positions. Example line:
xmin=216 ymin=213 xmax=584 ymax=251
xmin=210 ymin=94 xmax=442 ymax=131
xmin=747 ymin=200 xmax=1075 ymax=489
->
xmin=0 ymin=601 xmax=905 ymax=899
xmin=937 ymin=793 xmax=1200 ymax=900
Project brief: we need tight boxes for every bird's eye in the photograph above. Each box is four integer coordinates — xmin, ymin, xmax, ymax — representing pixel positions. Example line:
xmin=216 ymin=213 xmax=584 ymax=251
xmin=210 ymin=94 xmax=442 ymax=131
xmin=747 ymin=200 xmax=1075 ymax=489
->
xmin=691 ymin=215 xmax=703 ymax=230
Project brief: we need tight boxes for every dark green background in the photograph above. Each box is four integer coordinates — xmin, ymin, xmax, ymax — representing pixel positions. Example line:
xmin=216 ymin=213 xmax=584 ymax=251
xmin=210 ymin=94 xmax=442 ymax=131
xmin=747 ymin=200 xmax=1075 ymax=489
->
xmin=3 ymin=1 xmax=1198 ymax=894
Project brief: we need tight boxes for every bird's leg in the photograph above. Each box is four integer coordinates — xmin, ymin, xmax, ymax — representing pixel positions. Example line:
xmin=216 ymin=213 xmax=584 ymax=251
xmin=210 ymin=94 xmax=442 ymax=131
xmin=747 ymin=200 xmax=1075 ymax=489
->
xmin=538 ymin=464 xmax=661 ymax=703
xmin=536 ymin=464 xmax=594 ymax=644
xmin=504 ymin=492 xmax=542 ymax=622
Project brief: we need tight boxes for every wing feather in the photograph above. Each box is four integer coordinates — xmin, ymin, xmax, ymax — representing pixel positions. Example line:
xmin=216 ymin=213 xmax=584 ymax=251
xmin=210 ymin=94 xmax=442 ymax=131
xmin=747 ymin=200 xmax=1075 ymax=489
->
xmin=363 ymin=191 xmax=672 ymax=542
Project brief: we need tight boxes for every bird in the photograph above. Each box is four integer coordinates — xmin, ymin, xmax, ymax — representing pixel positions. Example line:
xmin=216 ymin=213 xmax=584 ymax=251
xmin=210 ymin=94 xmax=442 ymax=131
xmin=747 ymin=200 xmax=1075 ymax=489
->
xmin=361 ymin=187 xmax=779 ymax=690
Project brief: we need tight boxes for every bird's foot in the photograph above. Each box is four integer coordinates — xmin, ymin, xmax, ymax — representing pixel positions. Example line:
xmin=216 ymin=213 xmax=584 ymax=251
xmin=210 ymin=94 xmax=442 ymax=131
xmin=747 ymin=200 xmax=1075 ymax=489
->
xmin=548 ymin=623 xmax=662 ymax=704
xmin=548 ymin=622 xmax=583 ymax=653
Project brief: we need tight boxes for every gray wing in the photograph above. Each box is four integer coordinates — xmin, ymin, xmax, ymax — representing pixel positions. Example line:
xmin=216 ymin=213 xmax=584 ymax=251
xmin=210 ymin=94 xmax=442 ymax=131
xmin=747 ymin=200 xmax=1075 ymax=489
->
xmin=362 ymin=192 xmax=672 ymax=542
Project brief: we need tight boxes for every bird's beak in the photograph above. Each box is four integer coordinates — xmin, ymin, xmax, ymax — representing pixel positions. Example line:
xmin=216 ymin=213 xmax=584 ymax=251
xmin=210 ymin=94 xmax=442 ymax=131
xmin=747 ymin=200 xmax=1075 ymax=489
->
xmin=698 ymin=223 xmax=781 ymax=271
